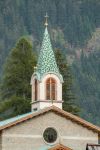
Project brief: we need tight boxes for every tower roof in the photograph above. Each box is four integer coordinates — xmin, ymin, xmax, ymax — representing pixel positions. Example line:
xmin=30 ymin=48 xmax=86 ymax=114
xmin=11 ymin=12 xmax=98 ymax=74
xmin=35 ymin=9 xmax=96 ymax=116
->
xmin=36 ymin=27 xmax=63 ymax=81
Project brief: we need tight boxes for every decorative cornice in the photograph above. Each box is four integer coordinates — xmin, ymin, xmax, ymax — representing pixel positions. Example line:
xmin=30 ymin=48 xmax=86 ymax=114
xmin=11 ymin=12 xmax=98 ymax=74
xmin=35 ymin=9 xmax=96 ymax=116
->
xmin=31 ymin=100 xmax=63 ymax=104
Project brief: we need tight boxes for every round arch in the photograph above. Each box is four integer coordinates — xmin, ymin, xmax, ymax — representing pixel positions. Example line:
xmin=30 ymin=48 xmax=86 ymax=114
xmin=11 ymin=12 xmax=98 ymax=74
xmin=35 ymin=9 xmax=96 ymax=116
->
xmin=46 ymin=77 xmax=56 ymax=100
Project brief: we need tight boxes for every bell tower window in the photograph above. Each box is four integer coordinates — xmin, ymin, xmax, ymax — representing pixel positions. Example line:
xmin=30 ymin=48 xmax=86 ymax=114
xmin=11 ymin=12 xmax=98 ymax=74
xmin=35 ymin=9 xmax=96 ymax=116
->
xmin=46 ymin=78 xmax=56 ymax=100
xmin=35 ymin=79 xmax=38 ymax=100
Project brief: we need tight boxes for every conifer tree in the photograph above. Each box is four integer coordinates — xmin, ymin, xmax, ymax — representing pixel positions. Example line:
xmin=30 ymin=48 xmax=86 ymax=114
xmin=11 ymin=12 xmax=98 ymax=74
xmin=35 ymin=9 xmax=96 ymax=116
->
xmin=0 ymin=38 xmax=37 ymax=118
xmin=55 ymin=49 xmax=80 ymax=115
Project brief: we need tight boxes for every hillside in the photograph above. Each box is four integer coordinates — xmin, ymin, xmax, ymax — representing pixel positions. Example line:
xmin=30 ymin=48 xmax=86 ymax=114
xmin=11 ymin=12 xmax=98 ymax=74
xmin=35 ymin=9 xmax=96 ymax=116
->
xmin=0 ymin=0 xmax=100 ymax=125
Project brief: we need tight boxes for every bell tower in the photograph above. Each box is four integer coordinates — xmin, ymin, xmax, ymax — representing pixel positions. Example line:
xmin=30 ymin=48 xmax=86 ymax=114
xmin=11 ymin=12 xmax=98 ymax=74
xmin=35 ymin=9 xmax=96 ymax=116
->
xmin=31 ymin=13 xmax=63 ymax=111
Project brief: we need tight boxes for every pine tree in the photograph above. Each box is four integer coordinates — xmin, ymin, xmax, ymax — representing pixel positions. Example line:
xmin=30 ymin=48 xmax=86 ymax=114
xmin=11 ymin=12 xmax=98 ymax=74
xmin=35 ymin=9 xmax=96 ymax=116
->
xmin=55 ymin=49 xmax=80 ymax=115
xmin=0 ymin=37 xmax=37 ymax=118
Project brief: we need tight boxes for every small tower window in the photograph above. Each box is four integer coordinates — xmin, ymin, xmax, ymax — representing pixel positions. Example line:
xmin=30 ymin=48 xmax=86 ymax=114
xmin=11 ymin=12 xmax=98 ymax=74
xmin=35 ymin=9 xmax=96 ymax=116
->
xmin=35 ymin=79 xmax=38 ymax=100
xmin=46 ymin=78 xmax=56 ymax=100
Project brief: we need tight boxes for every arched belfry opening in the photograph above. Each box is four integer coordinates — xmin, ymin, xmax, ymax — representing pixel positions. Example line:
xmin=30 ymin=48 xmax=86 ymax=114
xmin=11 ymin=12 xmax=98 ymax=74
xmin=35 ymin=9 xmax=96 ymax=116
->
xmin=34 ymin=79 xmax=38 ymax=101
xmin=46 ymin=77 xmax=56 ymax=100
xmin=31 ymin=13 xmax=63 ymax=111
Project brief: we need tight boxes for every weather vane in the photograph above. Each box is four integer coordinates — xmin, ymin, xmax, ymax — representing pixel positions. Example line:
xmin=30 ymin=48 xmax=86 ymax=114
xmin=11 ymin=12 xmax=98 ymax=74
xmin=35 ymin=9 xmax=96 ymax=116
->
xmin=44 ymin=12 xmax=49 ymax=27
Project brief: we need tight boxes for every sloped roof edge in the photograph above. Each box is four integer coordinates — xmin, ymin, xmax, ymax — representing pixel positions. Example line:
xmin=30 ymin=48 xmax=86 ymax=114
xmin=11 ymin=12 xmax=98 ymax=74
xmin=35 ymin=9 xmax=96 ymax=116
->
xmin=0 ymin=106 xmax=100 ymax=133
xmin=48 ymin=143 xmax=72 ymax=150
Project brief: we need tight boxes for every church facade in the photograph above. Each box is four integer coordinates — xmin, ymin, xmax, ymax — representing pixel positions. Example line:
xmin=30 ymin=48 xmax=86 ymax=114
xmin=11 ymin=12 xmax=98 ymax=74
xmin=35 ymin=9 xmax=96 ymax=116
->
xmin=0 ymin=15 xmax=100 ymax=150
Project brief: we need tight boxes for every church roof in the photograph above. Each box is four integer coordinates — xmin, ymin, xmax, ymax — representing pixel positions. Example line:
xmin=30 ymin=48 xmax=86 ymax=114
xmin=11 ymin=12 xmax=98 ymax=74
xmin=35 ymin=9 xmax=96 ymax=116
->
xmin=0 ymin=106 xmax=100 ymax=133
xmin=0 ymin=112 xmax=33 ymax=127
xmin=35 ymin=27 xmax=63 ymax=82
xmin=37 ymin=27 xmax=59 ymax=75
xmin=48 ymin=144 xmax=72 ymax=150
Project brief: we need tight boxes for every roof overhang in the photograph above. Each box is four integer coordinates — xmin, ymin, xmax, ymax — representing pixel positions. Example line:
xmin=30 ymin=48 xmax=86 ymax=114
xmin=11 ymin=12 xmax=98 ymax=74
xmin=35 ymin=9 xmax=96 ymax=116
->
xmin=0 ymin=106 xmax=100 ymax=133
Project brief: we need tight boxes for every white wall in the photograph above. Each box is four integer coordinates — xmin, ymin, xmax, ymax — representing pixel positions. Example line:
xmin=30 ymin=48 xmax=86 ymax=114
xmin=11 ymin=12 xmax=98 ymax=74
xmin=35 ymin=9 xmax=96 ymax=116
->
xmin=31 ymin=73 xmax=63 ymax=110
xmin=1 ymin=112 xmax=99 ymax=150
xmin=32 ymin=101 xmax=62 ymax=111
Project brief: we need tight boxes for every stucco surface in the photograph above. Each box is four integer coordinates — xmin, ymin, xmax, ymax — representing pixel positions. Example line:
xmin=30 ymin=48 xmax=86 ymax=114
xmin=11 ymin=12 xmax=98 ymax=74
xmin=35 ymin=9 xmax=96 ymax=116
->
xmin=31 ymin=73 xmax=63 ymax=111
xmin=1 ymin=112 xmax=98 ymax=150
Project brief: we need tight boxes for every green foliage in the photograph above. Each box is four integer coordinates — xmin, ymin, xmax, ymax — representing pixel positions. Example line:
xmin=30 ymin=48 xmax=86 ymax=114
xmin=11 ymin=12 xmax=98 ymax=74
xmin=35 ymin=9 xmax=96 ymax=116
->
xmin=0 ymin=96 xmax=31 ymax=120
xmin=0 ymin=0 xmax=100 ymax=75
xmin=0 ymin=38 xmax=37 ymax=118
xmin=1 ymin=38 xmax=36 ymax=99
xmin=55 ymin=49 xmax=80 ymax=115
xmin=72 ymin=51 xmax=100 ymax=125
xmin=87 ymin=28 xmax=100 ymax=51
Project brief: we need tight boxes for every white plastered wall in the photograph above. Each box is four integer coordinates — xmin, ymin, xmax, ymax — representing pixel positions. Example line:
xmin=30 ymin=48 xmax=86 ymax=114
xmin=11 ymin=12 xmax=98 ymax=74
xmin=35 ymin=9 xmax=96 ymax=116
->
xmin=31 ymin=73 xmax=63 ymax=111
xmin=1 ymin=112 xmax=99 ymax=150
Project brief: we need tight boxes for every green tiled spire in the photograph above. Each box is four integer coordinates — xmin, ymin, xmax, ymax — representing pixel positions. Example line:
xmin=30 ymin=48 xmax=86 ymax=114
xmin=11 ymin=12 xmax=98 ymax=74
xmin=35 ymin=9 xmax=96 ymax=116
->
xmin=37 ymin=27 xmax=60 ymax=76
xmin=34 ymin=14 xmax=63 ymax=82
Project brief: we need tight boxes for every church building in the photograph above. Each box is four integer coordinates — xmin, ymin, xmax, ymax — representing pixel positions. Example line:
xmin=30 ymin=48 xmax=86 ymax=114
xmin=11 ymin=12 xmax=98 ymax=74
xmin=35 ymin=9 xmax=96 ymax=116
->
xmin=0 ymin=15 xmax=100 ymax=150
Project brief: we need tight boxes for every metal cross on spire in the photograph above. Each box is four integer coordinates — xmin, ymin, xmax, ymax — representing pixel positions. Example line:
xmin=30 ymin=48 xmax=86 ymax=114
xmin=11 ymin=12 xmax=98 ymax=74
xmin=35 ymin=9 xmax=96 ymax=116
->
xmin=44 ymin=12 xmax=49 ymax=27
